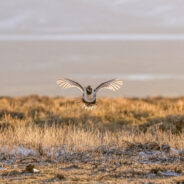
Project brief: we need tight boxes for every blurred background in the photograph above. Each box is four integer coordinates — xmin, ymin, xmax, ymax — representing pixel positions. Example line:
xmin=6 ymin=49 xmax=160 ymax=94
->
xmin=0 ymin=0 xmax=184 ymax=97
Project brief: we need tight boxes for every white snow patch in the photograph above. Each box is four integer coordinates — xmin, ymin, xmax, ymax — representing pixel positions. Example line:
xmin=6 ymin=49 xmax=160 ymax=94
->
xmin=10 ymin=146 xmax=37 ymax=156
xmin=139 ymin=151 xmax=160 ymax=157
xmin=44 ymin=146 xmax=68 ymax=157
xmin=139 ymin=151 xmax=149 ymax=157
xmin=2 ymin=34 xmax=184 ymax=41
xmin=0 ymin=145 xmax=70 ymax=158
xmin=158 ymin=170 xmax=181 ymax=177
xmin=170 ymin=148 xmax=179 ymax=154
xmin=0 ymin=145 xmax=9 ymax=153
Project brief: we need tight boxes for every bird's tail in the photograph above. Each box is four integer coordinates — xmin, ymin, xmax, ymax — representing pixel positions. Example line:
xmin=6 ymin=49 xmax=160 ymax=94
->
xmin=76 ymin=98 xmax=97 ymax=110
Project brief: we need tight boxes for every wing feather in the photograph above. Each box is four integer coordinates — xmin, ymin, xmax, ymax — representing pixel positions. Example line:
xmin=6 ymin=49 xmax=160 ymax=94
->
xmin=94 ymin=79 xmax=123 ymax=93
xmin=56 ymin=78 xmax=84 ymax=92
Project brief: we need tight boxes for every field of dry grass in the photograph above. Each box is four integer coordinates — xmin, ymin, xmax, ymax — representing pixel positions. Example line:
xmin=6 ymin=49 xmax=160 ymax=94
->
xmin=0 ymin=95 xmax=184 ymax=183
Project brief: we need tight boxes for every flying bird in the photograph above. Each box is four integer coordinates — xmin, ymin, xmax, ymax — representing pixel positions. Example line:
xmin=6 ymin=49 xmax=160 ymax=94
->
xmin=56 ymin=78 xmax=123 ymax=110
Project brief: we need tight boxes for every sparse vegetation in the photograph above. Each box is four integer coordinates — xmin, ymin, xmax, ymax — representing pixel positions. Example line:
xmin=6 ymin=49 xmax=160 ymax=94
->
xmin=0 ymin=95 xmax=184 ymax=183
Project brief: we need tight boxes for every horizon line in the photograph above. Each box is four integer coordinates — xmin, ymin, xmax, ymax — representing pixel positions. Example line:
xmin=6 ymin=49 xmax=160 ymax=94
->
xmin=67 ymin=73 xmax=184 ymax=81
xmin=1 ymin=34 xmax=184 ymax=41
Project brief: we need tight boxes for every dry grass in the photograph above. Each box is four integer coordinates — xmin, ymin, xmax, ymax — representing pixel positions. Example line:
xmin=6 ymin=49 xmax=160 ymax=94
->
xmin=0 ymin=95 xmax=184 ymax=183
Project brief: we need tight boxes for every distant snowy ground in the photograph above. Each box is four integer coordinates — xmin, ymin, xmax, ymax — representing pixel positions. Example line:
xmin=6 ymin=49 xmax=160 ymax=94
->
xmin=1 ymin=34 xmax=184 ymax=41
xmin=0 ymin=39 xmax=184 ymax=96
xmin=0 ymin=1 xmax=184 ymax=96
xmin=70 ymin=73 xmax=184 ymax=81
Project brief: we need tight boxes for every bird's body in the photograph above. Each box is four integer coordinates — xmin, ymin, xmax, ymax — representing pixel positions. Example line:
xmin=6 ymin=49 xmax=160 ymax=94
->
xmin=83 ymin=86 xmax=96 ymax=103
xmin=57 ymin=78 xmax=123 ymax=110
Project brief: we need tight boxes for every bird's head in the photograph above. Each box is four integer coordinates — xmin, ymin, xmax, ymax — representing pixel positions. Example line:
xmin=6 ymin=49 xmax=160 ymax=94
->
xmin=86 ymin=85 xmax=92 ymax=95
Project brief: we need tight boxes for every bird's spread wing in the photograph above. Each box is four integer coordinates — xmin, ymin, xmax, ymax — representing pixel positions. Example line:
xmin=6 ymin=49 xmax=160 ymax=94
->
xmin=56 ymin=78 xmax=84 ymax=92
xmin=94 ymin=79 xmax=123 ymax=93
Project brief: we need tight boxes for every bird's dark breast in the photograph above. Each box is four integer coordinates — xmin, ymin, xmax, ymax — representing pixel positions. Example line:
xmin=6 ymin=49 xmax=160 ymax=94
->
xmin=82 ymin=98 xmax=96 ymax=106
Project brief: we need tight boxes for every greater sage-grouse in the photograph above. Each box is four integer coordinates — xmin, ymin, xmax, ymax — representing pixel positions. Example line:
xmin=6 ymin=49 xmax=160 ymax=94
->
xmin=57 ymin=78 xmax=123 ymax=110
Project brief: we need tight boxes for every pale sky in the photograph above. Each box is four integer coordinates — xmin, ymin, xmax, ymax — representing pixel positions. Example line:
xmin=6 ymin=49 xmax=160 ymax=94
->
xmin=0 ymin=0 xmax=184 ymax=36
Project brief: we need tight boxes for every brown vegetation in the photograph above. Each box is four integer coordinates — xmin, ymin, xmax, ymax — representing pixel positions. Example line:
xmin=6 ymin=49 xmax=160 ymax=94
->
xmin=0 ymin=95 xmax=184 ymax=183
